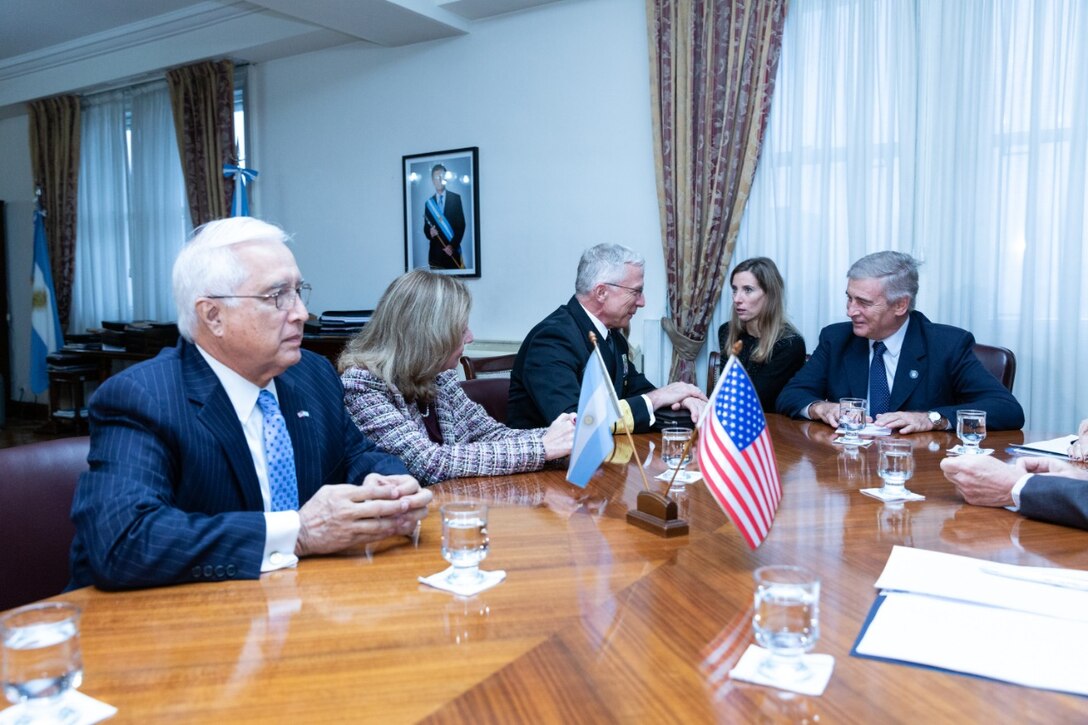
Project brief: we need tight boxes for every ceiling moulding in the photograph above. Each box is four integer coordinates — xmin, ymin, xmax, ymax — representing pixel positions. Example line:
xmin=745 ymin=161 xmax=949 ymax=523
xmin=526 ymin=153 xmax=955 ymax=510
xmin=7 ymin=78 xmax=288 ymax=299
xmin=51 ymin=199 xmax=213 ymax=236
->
xmin=0 ymin=3 xmax=256 ymax=80
xmin=248 ymin=0 xmax=469 ymax=47
xmin=439 ymin=0 xmax=561 ymax=22
xmin=0 ymin=6 xmax=357 ymax=110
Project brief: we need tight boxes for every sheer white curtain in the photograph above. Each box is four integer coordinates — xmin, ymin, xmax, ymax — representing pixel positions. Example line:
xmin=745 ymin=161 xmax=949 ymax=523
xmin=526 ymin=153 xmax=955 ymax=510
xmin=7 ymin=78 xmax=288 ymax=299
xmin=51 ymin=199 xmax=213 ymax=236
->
xmin=128 ymin=84 xmax=189 ymax=320
xmin=71 ymin=91 xmax=130 ymax=333
xmin=723 ymin=0 xmax=1088 ymax=432
xmin=71 ymin=81 xmax=189 ymax=333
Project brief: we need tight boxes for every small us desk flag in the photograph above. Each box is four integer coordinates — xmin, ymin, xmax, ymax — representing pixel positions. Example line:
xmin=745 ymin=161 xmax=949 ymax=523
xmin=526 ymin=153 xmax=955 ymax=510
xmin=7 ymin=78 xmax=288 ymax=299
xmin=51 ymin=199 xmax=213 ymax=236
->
xmin=697 ymin=355 xmax=782 ymax=548
xmin=566 ymin=345 xmax=621 ymax=487
xmin=29 ymin=208 xmax=63 ymax=395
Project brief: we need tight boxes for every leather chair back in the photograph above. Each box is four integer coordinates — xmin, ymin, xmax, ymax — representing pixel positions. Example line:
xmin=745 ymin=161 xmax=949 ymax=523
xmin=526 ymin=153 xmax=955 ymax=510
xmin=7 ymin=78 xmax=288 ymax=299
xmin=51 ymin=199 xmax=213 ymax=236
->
xmin=459 ymin=378 xmax=510 ymax=423
xmin=972 ymin=343 xmax=1016 ymax=392
xmin=0 ymin=437 xmax=89 ymax=610
xmin=707 ymin=351 xmax=721 ymax=396
xmin=459 ymin=354 xmax=516 ymax=381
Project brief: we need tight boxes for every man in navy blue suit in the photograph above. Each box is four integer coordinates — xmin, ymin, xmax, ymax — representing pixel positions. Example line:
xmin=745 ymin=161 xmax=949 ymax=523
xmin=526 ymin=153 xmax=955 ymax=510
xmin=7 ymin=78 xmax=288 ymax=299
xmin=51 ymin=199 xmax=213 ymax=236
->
xmin=776 ymin=251 xmax=1024 ymax=432
xmin=69 ymin=217 xmax=432 ymax=591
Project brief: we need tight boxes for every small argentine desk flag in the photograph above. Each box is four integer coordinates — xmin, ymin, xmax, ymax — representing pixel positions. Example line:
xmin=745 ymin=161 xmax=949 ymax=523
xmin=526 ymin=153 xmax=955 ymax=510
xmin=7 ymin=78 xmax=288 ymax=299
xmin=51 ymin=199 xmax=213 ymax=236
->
xmin=566 ymin=343 xmax=621 ymax=487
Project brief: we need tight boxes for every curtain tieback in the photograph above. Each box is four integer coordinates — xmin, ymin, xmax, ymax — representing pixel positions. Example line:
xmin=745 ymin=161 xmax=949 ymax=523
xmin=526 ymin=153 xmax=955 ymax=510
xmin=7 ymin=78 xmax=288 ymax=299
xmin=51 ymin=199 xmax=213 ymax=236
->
xmin=662 ymin=318 xmax=703 ymax=362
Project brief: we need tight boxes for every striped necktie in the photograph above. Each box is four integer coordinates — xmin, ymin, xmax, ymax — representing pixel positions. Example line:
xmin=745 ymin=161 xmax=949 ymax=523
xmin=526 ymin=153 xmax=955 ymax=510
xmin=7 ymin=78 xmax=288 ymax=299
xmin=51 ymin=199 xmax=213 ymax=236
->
xmin=869 ymin=341 xmax=891 ymax=416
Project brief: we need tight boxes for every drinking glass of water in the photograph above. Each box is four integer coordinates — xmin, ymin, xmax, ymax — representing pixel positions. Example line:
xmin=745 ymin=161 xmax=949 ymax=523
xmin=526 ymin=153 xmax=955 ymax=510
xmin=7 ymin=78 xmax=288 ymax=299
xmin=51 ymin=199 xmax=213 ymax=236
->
xmin=441 ymin=502 xmax=490 ymax=587
xmin=877 ymin=438 xmax=916 ymax=498
xmin=956 ymin=409 xmax=987 ymax=454
xmin=1 ymin=602 xmax=83 ymax=715
xmin=660 ymin=427 xmax=693 ymax=470
xmin=838 ymin=398 xmax=866 ymax=445
xmin=752 ymin=565 xmax=820 ymax=683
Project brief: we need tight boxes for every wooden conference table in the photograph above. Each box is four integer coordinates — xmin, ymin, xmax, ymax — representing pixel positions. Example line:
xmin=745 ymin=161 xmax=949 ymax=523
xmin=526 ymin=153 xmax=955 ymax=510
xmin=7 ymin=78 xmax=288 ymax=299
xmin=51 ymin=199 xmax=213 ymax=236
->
xmin=19 ymin=418 xmax=1088 ymax=722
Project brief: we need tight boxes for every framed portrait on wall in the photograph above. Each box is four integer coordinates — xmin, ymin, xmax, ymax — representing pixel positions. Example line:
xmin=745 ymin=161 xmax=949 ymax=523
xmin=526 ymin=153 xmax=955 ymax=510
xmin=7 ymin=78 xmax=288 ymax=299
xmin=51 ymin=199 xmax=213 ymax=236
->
xmin=402 ymin=147 xmax=480 ymax=277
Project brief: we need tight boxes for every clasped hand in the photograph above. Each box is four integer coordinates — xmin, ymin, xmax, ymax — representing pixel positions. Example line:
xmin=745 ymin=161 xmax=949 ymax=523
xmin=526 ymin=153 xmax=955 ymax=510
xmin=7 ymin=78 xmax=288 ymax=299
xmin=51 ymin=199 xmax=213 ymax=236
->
xmin=648 ymin=382 xmax=708 ymax=424
xmin=295 ymin=474 xmax=432 ymax=556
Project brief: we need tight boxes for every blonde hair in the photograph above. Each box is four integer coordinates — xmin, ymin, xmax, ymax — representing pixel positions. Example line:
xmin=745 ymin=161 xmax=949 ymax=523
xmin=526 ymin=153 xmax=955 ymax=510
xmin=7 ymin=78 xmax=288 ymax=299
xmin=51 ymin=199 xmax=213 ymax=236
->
xmin=338 ymin=269 xmax=470 ymax=403
xmin=725 ymin=257 xmax=796 ymax=363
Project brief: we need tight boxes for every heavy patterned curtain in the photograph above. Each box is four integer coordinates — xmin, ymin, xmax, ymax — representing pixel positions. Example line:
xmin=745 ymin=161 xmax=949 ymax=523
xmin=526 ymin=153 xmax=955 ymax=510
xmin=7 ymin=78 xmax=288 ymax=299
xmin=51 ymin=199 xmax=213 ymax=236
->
xmin=167 ymin=60 xmax=235 ymax=227
xmin=729 ymin=0 xmax=1088 ymax=433
xmin=648 ymin=0 xmax=790 ymax=383
xmin=27 ymin=95 xmax=81 ymax=331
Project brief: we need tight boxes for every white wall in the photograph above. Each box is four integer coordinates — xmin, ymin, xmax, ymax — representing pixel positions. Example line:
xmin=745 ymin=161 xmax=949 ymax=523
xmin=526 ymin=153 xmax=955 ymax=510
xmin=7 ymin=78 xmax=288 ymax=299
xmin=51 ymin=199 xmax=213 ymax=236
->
xmin=251 ymin=0 xmax=666 ymax=347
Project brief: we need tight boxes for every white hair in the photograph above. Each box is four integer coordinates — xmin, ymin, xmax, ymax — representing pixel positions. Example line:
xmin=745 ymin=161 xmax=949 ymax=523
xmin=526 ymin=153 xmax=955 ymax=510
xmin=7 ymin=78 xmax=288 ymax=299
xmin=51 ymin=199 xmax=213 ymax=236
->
xmin=172 ymin=217 xmax=291 ymax=341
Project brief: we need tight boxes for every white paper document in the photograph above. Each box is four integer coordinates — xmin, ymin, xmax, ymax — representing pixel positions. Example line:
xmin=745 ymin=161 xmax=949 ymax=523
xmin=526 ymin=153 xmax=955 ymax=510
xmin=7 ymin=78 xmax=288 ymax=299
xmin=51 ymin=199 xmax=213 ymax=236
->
xmin=1006 ymin=435 xmax=1078 ymax=459
xmin=873 ymin=546 xmax=1088 ymax=622
xmin=855 ymin=592 xmax=1088 ymax=696
xmin=855 ymin=546 xmax=1088 ymax=695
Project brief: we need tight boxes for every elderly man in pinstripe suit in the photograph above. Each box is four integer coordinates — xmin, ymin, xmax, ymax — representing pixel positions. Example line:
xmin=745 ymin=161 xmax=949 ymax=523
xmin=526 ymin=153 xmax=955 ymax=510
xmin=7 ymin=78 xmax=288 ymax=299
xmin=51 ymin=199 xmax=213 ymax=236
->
xmin=69 ymin=217 xmax=431 ymax=591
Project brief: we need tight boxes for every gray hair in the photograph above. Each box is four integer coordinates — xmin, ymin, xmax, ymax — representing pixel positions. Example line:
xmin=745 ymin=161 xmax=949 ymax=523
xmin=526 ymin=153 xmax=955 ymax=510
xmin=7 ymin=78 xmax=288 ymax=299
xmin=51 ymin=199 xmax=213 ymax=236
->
xmin=847 ymin=251 xmax=921 ymax=311
xmin=173 ymin=217 xmax=292 ymax=341
xmin=575 ymin=243 xmax=645 ymax=295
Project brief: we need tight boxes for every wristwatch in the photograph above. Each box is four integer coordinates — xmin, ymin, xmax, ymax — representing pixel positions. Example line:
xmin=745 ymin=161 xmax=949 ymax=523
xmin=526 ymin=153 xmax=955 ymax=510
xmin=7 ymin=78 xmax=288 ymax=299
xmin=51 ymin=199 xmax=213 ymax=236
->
xmin=928 ymin=411 xmax=946 ymax=429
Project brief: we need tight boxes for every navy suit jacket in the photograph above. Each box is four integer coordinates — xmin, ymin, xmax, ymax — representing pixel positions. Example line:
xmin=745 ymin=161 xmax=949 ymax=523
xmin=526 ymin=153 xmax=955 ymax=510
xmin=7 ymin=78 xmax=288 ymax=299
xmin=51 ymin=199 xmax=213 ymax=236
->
xmin=68 ymin=340 xmax=408 ymax=591
xmin=507 ymin=296 xmax=656 ymax=431
xmin=775 ymin=311 xmax=1024 ymax=430
xmin=1020 ymin=476 xmax=1088 ymax=530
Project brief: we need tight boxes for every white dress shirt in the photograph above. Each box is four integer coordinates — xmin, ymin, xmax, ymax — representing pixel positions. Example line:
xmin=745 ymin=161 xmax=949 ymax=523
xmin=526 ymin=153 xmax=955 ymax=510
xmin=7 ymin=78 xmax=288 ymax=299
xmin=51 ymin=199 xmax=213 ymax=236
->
xmin=195 ymin=345 xmax=301 ymax=572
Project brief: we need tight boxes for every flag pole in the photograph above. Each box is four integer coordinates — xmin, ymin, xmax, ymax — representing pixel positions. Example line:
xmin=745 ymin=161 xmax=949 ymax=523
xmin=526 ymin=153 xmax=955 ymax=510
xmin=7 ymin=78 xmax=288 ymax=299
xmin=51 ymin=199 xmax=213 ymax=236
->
xmin=588 ymin=331 xmax=651 ymax=492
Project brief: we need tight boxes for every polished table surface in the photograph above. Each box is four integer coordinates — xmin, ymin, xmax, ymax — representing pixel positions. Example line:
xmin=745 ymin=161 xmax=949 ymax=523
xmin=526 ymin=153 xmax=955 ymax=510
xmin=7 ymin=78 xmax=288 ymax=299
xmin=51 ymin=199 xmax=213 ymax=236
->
xmin=13 ymin=417 xmax=1088 ymax=722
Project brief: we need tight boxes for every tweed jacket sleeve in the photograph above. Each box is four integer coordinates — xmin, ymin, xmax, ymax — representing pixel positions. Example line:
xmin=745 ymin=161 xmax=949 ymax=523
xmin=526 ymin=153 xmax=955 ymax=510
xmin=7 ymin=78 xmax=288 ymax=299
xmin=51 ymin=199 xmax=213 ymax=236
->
xmin=342 ymin=368 xmax=548 ymax=485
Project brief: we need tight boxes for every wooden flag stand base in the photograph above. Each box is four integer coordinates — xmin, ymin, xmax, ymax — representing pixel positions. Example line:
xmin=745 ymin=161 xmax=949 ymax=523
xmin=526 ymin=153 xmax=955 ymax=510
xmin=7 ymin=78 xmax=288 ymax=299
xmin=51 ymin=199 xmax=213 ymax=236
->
xmin=626 ymin=491 xmax=689 ymax=537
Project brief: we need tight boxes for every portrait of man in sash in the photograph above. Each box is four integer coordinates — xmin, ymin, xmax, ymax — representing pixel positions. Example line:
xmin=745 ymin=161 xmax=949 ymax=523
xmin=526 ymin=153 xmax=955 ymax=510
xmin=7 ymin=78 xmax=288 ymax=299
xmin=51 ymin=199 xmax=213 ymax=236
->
xmin=403 ymin=147 xmax=480 ymax=278
xmin=424 ymin=164 xmax=466 ymax=269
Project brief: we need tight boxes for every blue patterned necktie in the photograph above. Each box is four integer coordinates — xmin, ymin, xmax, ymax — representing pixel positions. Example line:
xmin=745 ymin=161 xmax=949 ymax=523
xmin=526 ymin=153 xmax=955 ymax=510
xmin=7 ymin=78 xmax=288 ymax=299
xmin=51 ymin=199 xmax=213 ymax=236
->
xmin=257 ymin=390 xmax=299 ymax=512
xmin=869 ymin=341 xmax=891 ymax=417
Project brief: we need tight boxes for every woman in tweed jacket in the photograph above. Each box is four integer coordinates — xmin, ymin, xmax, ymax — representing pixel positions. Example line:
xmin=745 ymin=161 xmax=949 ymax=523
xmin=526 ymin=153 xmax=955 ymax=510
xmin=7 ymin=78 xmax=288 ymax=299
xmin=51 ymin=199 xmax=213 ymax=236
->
xmin=339 ymin=270 xmax=575 ymax=485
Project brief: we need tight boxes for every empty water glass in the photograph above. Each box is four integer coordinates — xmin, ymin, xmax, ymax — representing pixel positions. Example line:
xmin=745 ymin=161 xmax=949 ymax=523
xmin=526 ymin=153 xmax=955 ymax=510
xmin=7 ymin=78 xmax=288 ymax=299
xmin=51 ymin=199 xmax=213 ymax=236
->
xmin=956 ymin=409 xmax=987 ymax=454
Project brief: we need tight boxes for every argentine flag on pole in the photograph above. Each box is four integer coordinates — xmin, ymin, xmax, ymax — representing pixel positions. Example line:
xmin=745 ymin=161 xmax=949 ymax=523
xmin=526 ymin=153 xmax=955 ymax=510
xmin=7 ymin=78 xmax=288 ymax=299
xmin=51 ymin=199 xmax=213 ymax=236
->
xmin=30 ymin=208 xmax=63 ymax=395
xmin=566 ymin=345 xmax=621 ymax=487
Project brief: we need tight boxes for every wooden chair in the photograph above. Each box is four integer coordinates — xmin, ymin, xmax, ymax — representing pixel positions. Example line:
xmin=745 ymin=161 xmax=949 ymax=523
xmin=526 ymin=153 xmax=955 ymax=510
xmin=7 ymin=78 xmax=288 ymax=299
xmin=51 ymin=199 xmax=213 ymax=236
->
xmin=0 ymin=436 xmax=90 ymax=610
xmin=459 ymin=377 xmax=510 ymax=423
xmin=459 ymin=353 xmax=516 ymax=380
xmin=973 ymin=343 xmax=1016 ymax=392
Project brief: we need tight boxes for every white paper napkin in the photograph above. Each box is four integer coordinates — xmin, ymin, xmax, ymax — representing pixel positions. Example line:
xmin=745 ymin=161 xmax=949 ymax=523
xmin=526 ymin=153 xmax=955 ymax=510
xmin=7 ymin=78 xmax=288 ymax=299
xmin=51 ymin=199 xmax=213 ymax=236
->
xmin=832 ymin=437 xmax=874 ymax=447
xmin=418 ymin=567 xmax=506 ymax=596
xmin=860 ymin=488 xmax=926 ymax=503
xmin=0 ymin=690 xmax=117 ymax=725
xmin=655 ymin=469 xmax=702 ymax=484
xmin=945 ymin=446 xmax=994 ymax=456
xmin=728 ymin=644 xmax=835 ymax=696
